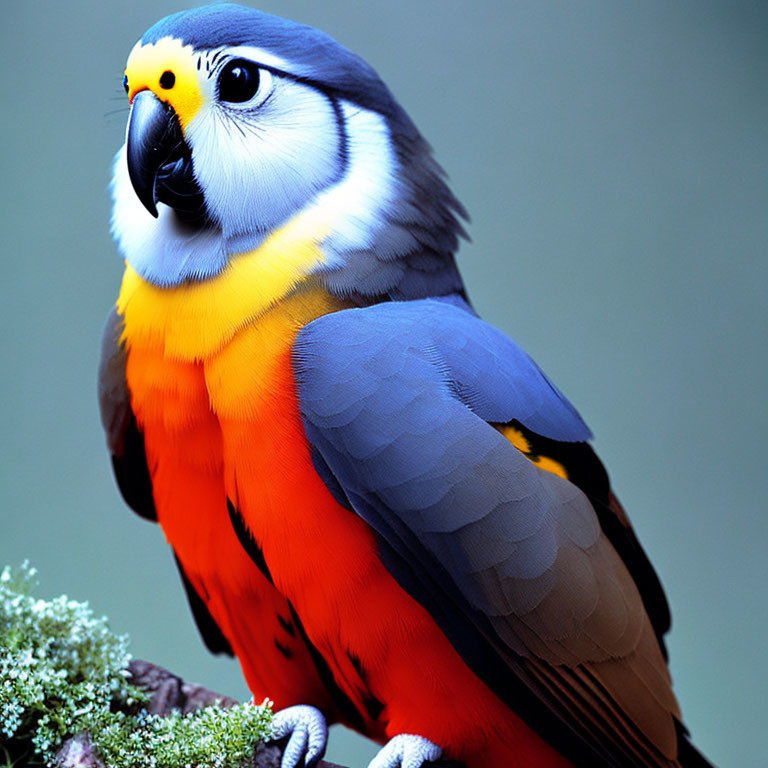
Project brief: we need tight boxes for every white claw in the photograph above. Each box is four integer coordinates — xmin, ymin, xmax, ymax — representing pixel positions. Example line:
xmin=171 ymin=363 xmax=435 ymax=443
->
xmin=271 ymin=704 xmax=328 ymax=768
xmin=368 ymin=734 xmax=443 ymax=768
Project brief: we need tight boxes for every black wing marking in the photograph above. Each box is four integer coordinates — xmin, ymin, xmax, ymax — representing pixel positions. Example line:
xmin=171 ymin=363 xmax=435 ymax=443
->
xmin=174 ymin=553 xmax=233 ymax=657
xmin=97 ymin=307 xmax=156 ymax=522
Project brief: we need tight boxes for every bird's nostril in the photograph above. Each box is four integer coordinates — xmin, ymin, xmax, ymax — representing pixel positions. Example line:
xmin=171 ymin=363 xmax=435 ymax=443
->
xmin=159 ymin=70 xmax=176 ymax=89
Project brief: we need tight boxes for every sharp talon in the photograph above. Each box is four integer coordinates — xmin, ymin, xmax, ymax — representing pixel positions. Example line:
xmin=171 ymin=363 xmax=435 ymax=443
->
xmin=270 ymin=704 xmax=328 ymax=768
xmin=368 ymin=734 xmax=442 ymax=768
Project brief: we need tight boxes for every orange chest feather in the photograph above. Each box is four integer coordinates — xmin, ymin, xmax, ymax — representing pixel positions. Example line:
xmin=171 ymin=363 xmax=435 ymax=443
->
xmin=122 ymin=287 xmax=353 ymax=549
xmin=121 ymin=281 xmax=387 ymax=623
xmin=123 ymin=290 xmax=392 ymax=735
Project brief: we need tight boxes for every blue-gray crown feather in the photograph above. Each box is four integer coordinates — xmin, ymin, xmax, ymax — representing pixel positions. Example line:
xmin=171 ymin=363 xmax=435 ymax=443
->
xmin=143 ymin=4 xmax=408 ymax=128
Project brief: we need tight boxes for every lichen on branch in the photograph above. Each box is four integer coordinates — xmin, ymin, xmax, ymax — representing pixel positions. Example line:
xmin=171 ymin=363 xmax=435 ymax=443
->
xmin=0 ymin=563 xmax=273 ymax=768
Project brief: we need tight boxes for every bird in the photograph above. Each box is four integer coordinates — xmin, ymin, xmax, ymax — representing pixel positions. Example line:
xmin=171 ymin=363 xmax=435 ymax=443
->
xmin=98 ymin=4 xmax=714 ymax=767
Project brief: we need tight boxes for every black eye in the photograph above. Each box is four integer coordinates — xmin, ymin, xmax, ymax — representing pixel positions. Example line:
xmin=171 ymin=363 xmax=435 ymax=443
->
xmin=159 ymin=70 xmax=175 ymax=89
xmin=123 ymin=74 xmax=129 ymax=93
xmin=218 ymin=59 xmax=260 ymax=103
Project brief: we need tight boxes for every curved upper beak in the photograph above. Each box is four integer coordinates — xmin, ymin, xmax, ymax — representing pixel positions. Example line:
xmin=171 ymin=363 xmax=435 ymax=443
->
xmin=126 ymin=91 xmax=185 ymax=218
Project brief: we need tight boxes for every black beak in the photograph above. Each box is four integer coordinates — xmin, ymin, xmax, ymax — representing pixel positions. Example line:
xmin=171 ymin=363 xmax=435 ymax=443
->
xmin=126 ymin=90 xmax=208 ymax=226
xmin=126 ymin=91 xmax=184 ymax=218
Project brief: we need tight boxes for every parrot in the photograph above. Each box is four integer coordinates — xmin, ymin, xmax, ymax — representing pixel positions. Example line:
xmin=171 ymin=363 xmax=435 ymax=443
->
xmin=98 ymin=5 xmax=715 ymax=768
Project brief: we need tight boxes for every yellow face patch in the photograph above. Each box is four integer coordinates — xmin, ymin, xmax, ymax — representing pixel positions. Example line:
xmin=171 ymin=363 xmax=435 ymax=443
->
xmin=125 ymin=37 xmax=205 ymax=128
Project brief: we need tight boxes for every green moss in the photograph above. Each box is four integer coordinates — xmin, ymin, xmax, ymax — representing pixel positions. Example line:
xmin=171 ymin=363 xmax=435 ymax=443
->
xmin=0 ymin=563 xmax=272 ymax=767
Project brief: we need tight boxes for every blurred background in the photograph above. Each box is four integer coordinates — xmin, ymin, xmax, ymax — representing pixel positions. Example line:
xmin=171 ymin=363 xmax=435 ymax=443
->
xmin=1 ymin=1 xmax=766 ymax=765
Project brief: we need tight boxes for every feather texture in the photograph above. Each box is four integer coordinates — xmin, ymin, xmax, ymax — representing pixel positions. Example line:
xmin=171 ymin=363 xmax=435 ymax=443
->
xmin=294 ymin=298 xmax=687 ymax=767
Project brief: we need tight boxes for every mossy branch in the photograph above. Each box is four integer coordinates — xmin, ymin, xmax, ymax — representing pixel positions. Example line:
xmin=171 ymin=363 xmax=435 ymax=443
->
xmin=1 ymin=563 xmax=460 ymax=768
xmin=52 ymin=659 xmax=345 ymax=768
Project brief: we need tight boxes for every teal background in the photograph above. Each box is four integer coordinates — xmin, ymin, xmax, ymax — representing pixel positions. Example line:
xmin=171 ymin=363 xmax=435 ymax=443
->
xmin=1 ymin=2 xmax=766 ymax=766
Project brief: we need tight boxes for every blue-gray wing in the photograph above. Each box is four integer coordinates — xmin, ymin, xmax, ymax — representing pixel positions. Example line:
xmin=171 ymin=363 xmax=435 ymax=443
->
xmin=293 ymin=297 xmax=684 ymax=768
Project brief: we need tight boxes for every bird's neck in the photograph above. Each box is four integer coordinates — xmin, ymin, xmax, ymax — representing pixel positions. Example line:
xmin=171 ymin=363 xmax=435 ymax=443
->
xmin=116 ymin=196 xmax=467 ymax=362
xmin=116 ymin=212 xmax=347 ymax=361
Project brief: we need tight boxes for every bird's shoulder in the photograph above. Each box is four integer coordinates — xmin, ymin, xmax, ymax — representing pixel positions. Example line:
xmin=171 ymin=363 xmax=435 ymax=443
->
xmin=292 ymin=295 xmax=591 ymax=444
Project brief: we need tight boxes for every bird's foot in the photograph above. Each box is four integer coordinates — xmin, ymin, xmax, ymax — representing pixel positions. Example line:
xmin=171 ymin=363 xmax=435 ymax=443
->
xmin=368 ymin=734 xmax=443 ymax=768
xmin=270 ymin=704 xmax=328 ymax=768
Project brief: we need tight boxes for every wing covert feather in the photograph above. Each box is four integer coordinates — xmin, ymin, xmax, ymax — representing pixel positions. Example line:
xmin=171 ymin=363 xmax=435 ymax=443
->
xmin=294 ymin=299 xmax=683 ymax=767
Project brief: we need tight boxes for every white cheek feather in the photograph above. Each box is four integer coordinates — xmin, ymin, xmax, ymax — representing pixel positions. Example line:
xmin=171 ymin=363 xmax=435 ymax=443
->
xmin=304 ymin=101 xmax=397 ymax=262
xmin=110 ymin=146 xmax=227 ymax=285
xmin=186 ymin=79 xmax=343 ymax=250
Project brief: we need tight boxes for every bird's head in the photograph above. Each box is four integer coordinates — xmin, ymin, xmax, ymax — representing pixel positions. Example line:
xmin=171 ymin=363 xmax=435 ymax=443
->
xmin=112 ymin=3 xmax=466 ymax=300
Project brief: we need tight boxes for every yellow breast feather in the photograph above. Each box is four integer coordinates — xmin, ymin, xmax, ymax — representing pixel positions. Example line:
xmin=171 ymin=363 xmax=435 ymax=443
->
xmin=117 ymin=209 xmax=333 ymax=360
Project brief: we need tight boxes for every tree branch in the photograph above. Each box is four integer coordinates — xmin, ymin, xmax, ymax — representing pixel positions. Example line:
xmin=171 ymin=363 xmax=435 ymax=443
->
xmin=54 ymin=659 xmax=461 ymax=768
